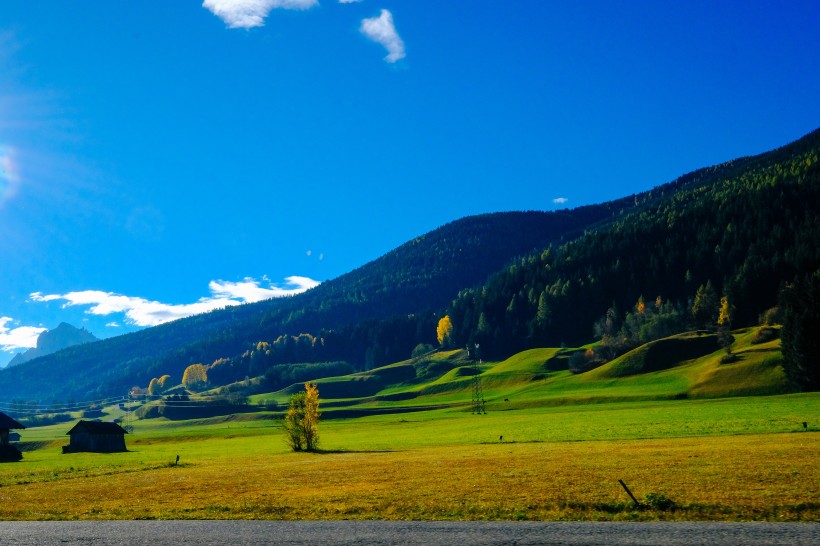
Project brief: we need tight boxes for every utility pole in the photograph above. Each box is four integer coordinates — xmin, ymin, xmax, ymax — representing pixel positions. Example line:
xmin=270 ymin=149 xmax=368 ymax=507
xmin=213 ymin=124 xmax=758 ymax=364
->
xmin=471 ymin=343 xmax=485 ymax=414
xmin=123 ymin=391 xmax=134 ymax=433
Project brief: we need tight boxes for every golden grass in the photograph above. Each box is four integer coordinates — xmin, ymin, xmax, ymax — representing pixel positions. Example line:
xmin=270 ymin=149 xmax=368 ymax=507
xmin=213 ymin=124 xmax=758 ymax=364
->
xmin=1 ymin=432 xmax=817 ymax=521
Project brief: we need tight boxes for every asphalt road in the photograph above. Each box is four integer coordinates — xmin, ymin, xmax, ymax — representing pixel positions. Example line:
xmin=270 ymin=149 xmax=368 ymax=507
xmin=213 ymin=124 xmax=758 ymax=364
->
xmin=0 ymin=521 xmax=818 ymax=545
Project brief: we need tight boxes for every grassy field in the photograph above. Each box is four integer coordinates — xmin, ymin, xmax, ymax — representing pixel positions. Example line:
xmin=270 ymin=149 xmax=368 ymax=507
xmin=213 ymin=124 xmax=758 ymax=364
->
xmin=2 ymin=331 xmax=818 ymax=521
xmin=1 ymin=393 xmax=818 ymax=521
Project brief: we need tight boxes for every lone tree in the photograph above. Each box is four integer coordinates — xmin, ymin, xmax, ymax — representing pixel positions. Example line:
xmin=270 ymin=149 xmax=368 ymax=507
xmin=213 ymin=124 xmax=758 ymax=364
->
xmin=284 ymin=383 xmax=321 ymax=452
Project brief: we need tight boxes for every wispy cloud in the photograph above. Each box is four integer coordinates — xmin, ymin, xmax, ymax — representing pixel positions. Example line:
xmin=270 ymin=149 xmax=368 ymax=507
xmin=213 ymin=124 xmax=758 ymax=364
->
xmin=360 ymin=9 xmax=405 ymax=63
xmin=553 ymin=197 xmax=568 ymax=204
xmin=202 ymin=0 xmax=318 ymax=29
xmin=30 ymin=276 xmax=320 ymax=328
xmin=339 ymin=0 xmax=363 ymax=3
xmin=0 ymin=317 xmax=46 ymax=353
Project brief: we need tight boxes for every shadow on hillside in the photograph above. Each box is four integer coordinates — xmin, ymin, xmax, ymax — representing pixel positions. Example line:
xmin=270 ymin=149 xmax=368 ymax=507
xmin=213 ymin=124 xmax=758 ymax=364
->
xmin=642 ymin=335 xmax=721 ymax=372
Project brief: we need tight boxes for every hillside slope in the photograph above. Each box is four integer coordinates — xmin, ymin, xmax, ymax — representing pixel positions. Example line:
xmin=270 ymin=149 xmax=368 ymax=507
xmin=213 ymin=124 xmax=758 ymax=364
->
xmin=1 ymin=209 xmax=621 ymax=402
xmin=446 ymin=127 xmax=820 ymax=356
xmin=247 ymin=327 xmax=789 ymax=415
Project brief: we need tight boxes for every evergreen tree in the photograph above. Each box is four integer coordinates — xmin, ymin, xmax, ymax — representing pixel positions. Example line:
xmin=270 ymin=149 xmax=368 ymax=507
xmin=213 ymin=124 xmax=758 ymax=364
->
xmin=692 ymin=281 xmax=719 ymax=329
xmin=780 ymin=272 xmax=820 ymax=390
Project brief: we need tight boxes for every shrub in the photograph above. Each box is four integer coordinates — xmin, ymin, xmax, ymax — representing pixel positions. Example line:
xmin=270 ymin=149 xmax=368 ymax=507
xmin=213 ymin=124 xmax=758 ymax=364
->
xmin=720 ymin=353 xmax=739 ymax=364
xmin=759 ymin=306 xmax=781 ymax=326
xmin=751 ymin=326 xmax=779 ymax=345
xmin=568 ymin=350 xmax=605 ymax=374
xmin=643 ymin=492 xmax=676 ymax=511
xmin=411 ymin=343 xmax=436 ymax=358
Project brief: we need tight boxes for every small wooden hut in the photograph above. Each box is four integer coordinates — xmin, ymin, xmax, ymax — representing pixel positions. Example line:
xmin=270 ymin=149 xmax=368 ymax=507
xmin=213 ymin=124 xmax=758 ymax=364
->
xmin=63 ymin=420 xmax=128 ymax=453
xmin=0 ymin=411 xmax=25 ymax=462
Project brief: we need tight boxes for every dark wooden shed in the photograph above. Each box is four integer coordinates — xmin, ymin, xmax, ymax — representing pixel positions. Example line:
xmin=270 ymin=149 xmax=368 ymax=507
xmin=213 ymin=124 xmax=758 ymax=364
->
xmin=0 ymin=411 xmax=25 ymax=462
xmin=64 ymin=420 xmax=128 ymax=453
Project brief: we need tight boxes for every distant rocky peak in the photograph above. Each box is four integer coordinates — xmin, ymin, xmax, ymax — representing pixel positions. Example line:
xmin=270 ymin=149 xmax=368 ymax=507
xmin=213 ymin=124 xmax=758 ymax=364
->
xmin=8 ymin=323 xmax=99 ymax=367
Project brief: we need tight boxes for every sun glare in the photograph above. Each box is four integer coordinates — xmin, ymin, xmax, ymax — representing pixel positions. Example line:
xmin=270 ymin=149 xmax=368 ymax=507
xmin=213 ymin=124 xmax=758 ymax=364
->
xmin=0 ymin=144 xmax=20 ymax=208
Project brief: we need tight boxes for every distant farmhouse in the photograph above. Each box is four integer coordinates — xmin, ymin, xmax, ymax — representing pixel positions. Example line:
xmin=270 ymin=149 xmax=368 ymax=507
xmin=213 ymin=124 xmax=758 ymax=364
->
xmin=0 ymin=411 xmax=25 ymax=462
xmin=63 ymin=420 xmax=128 ymax=453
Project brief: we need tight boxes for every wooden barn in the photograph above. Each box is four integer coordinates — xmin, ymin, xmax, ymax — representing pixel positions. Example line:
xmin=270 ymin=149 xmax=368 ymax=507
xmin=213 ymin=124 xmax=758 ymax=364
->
xmin=63 ymin=420 xmax=128 ymax=453
xmin=0 ymin=411 xmax=25 ymax=462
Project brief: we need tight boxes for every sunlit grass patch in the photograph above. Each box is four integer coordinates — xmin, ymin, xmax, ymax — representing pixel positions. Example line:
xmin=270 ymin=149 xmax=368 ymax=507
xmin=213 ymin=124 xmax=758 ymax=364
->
xmin=1 ymin=392 xmax=818 ymax=521
xmin=1 ymin=431 xmax=817 ymax=521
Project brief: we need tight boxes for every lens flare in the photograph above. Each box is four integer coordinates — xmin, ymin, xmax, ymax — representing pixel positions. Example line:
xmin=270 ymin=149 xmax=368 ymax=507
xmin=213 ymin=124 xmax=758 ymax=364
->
xmin=0 ymin=145 xmax=20 ymax=207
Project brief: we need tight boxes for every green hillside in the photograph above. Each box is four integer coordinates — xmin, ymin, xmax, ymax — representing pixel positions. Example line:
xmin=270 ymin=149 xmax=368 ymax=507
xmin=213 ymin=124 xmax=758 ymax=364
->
xmin=244 ymin=326 xmax=791 ymax=417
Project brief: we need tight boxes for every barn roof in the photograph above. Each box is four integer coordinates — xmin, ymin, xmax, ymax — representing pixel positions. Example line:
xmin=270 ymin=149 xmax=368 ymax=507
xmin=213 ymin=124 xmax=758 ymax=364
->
xmin=66 ymin=420 xmax=128 ymax=436
xmin=0 ymin=412 xmax=25 ymax=430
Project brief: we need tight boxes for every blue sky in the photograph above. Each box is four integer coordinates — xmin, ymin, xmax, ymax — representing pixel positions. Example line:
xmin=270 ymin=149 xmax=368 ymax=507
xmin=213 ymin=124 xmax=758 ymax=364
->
xmin=1 ymin=1 xmax=819 ymax=366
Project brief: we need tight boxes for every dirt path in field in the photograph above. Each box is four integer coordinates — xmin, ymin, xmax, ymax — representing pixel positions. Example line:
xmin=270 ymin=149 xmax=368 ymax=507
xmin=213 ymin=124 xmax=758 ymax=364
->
xmin=0 ymin=520 xmax=818 ymax=545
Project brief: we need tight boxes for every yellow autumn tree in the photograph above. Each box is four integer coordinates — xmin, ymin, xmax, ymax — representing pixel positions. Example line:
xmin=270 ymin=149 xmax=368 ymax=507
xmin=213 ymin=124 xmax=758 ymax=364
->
xmin=717 ymin=295 xmax=735 ymax=357
xmin=436 ymin=315 xmax=454 ymax=347
xmin=636 ymin=295 xmax=646 ymax=315
xmin=147 ymin=377 xmax=160 ymax=396
xmin=157 ymin=374 xmax=172 ymax=392
xmin=284 ymin=383 xmax=321 ymax=452
xmin=718 ymin=295 xmax=733 ymax=326
xmin=182 ymin=363 xmax=208 ymax=390
xmin=302 ymin=383 xmax=320 ymax=451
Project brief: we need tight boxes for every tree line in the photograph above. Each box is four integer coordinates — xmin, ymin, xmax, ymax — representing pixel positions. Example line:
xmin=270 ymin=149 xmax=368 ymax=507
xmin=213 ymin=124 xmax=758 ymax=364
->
xmin=443 ymin=133 xmax=820 ymax=363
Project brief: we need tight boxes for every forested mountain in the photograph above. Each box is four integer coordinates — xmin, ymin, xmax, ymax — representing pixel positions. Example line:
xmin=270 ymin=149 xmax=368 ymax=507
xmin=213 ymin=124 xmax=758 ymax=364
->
xmin=1 ymin=208 xmax=621 ymax=402
xmin=446 ymin=128 xmax=820 ymax=357
xmin=4 ymin=127 xmax=818 ymax=403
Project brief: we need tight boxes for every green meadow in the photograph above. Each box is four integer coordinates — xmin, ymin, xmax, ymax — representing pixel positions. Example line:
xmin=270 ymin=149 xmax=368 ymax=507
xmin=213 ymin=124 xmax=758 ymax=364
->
xmin=1 ymin=328 xmax=818 ymax=521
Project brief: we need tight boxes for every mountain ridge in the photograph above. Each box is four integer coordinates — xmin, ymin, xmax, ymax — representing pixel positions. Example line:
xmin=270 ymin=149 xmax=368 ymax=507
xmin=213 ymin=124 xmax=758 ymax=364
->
xmin=6 ymin=323 xmax=98 ymax=368
xmin=2 ymin=126 xmax=819 ymax=402
xmin=0 ymin=208 xmax=624 ymax=402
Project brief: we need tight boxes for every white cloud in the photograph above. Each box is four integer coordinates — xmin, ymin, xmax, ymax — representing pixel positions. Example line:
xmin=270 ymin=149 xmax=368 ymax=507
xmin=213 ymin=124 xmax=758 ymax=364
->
xmin=209 ymin=276 xmax=320 ymax=301
xmin=0 ymin=317 xmax=46 ymax=353
xmin=106 ymin=322 xmax=121 ymax=328
xmin=553 ymin=197 xmax=568 ymax=204
xmin=339 ymin=0 xmax=363 ymax=3
xmin=30 ymin=276 xmax=320 ymax=328
xmin=203 ymin=0 xmax=318 ymax=29
xmin=360 ymin=9 xmax=405 ymax=63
